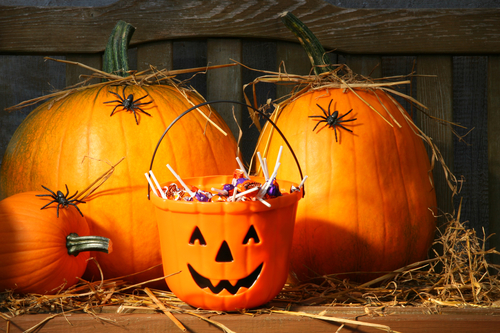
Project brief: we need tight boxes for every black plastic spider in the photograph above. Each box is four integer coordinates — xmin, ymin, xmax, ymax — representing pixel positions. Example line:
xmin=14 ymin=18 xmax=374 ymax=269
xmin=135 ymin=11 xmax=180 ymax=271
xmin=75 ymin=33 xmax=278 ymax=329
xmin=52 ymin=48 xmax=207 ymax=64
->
xmin=36 ymin=184 xmax=86 ymax=218
xmin=309 ymin=100 xmax=357 ymax=142
xmin=103 ymin=87 xmax=152 ymax=125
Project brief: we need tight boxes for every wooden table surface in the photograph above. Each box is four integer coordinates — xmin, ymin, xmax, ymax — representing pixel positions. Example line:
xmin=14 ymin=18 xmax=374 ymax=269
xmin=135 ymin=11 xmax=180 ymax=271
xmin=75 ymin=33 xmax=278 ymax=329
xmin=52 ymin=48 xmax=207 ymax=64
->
xmin=4 ymin=305 xmax=500 ymax=333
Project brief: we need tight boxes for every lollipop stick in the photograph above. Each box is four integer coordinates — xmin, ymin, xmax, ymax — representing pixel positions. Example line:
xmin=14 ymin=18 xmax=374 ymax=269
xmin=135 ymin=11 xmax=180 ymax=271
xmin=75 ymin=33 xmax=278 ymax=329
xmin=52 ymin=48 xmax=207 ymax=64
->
xmin=211 ymin=187 xmax=228 ymax=196
xmin=258 ymin=197 xmax=271 ymax=207
xmin=145 ymin=173 xmax=160 ymax=198
xmin=275 ymin=146 xmax=283 ymax=170
xmin=262 ymin=157 xmax=269 ymax=180
xmin=234 ymin=186 xmax=259 ymax=199
xmin=235 ymin=157 xmax=250 ymax=179
xmin=299 ymin=175 xmax=308 ymax=188
xmin=257 ymin=162 xmax=281 ymax=199
xmin=149 ymin=171 xmax=167 ymax=199
xmin=166 ymin=164 xmax=195 ymax=197
xmin=257 ymin=152 xmax=269 ymax=181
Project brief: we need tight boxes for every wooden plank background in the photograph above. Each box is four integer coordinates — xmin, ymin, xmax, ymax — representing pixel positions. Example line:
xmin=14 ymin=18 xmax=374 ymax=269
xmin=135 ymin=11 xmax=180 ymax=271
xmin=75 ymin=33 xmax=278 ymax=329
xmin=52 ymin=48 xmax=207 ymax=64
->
xmin=0 ymin=0 xmax=499 ymax=264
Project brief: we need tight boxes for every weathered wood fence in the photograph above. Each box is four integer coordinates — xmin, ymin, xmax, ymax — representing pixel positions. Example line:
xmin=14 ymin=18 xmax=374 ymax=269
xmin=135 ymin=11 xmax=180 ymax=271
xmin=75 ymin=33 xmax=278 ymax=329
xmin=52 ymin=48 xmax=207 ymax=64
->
xmin=1 ymin=0 xmax=500 ymax=260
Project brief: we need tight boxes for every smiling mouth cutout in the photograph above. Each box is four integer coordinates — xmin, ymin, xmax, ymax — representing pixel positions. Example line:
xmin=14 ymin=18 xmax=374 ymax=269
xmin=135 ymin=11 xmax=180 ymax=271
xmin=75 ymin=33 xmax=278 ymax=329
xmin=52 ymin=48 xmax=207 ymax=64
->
xmin=187 ymin=263 xmax=263 ymax=295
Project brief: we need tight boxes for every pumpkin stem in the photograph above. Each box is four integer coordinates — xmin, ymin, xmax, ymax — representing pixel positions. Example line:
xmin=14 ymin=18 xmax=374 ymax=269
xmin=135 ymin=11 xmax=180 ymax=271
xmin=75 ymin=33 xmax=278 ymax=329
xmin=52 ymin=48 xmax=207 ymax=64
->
xmin=66 ymin=233 xmax=113 ymax=257
xmin=102 ymin=20 xmax=136 ymax=77
xmin=279 ymin=12 xmax=333 ymax=75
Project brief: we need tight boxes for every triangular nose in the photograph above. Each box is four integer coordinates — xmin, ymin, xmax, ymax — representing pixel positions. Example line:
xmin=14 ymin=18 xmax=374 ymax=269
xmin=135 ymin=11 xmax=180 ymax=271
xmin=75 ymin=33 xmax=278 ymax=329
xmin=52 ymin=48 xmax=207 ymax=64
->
xmin=215 ymin=241 xmax=233 ymax=262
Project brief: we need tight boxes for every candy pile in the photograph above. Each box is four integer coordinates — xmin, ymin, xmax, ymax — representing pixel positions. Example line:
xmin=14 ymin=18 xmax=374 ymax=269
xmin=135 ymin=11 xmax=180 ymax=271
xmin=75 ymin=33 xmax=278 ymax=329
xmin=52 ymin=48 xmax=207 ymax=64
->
xmin=145 ymin=146 xmax=307 ymax=207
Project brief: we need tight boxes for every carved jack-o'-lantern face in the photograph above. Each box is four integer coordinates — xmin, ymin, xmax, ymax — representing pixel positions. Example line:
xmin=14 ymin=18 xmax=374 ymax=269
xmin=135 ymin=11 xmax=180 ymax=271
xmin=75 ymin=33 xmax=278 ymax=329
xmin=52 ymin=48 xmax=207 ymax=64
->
xmin=187 ymin=224 xmax=263 ymax=295
xmin=152 ymin=175 xmax=301 ymax=311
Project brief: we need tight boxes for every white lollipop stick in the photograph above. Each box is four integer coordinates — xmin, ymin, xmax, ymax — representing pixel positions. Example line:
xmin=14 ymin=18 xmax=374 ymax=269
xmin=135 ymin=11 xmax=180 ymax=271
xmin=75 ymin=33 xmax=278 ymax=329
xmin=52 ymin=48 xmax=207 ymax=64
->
xmin=166 ymin=164 xmax=195 ymax=197
xmin=149 ymin=171 xmax=166 ymax=198
xmin=299 ymin=175 xmax=308 ymax=188
xmin=235 ymin=157 xmax=250 ymax=179
xmin=211 ymin=187 xmax=228 ymax=196
xmin=234 ymin=186 xmax=259 ymax=199
xmin=257 ymin=152 xmax=269 ymax=181
xmin=274 ymin=146 xmax=283 ymax=170
xmin=257 ymin=162 xmax=281 ymax=199
xmin=149 ymin=170 xmax=167 ymax=199
xmin=232 ymin=187 xmax=238 ymax=201
xmin=258 ymin=197 xmax=271 ymax=207
xmin=262 ymin=157 xmax=269 ymax=180
xmin=145 ymin=172 xmax=161 ymax=198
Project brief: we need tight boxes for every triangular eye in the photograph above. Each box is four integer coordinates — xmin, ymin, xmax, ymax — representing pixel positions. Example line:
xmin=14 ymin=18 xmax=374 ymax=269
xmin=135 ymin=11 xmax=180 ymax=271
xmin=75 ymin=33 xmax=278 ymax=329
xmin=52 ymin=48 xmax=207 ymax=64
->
xmin=189 ymin=226 xmax=206 ymax=245
xmin=243 ymin=225 xmax=260 ymax=244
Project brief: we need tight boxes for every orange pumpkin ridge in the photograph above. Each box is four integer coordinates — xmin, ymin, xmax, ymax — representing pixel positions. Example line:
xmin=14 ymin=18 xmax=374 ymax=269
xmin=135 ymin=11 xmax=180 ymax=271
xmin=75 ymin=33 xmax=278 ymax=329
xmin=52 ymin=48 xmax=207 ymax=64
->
xmin=256 ymin=88 xmax=437 ymax=282
xmin=0 ymin=191 xmax=110 ymax=294
xmin=0 ymin=85 xmax=238 ymax=286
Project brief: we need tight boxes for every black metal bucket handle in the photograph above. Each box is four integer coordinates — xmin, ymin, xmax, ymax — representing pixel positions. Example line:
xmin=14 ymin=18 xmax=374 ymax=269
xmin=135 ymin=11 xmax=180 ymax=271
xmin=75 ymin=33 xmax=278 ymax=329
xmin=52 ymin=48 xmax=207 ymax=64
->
xmin=148 ymin=100 xmax=304 ymax=199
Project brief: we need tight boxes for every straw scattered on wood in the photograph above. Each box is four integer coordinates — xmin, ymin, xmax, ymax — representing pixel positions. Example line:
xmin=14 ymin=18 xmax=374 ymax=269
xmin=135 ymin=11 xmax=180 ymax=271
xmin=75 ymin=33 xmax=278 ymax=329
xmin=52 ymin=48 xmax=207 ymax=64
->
xmin=274 ymin=199 xmax=500 ymax=309
xmin=2 ymin=202 xmax=499 ymax=333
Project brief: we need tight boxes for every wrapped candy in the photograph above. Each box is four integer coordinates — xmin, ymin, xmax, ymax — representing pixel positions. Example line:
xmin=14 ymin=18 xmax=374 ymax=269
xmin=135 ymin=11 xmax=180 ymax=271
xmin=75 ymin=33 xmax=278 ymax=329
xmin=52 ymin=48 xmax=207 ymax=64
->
xmin=146 ymin=147 xmax=308 ymax=207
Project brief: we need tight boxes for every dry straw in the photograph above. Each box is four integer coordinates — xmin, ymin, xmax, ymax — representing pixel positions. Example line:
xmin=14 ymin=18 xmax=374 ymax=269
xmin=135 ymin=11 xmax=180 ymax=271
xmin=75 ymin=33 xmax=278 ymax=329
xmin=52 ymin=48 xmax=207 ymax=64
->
xmin=4 ymin=57 xmax=237 ymax=137
xmin=241 ymin=59 xmax=461 ymax=199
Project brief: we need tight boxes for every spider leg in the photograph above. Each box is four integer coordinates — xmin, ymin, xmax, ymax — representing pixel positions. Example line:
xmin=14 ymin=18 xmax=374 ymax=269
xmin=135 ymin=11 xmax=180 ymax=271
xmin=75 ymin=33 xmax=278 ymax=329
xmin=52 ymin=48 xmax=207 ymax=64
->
xmin=332 ymin=125 xmax=339 ymax=142
xmin=36 ymin=193 xmax=54 ymax=198
xmin=121 ymin=86 xmax=128 ymax=100
xmin=103 ymin=99 xmax=122 ymax=104
xmin=311 ymin=119 xmax=327 ymax=131
xmin=316 ymin=104 xmax=329 ymax=118
xmin=337 ymin=118 xmax=357 ymax=123
xmin=69 ymin=202 xmax=85 ymax=217
xmin=110 ymin=105 xmax=123 ymax=116
xmin=309 ymin=115 xmax=326 ymax=119
xmin=133 ymin=95 xmax=152 ymax=103
xmin=336 ymin=124 xmax=354 ymax=133
xmin=66 ymin=190 xmax=79 ymax=201
xmin=134 ymin=107 xmax=151 ymax=117
xmin=107 ymin=91 xmax=124 ymax=101
xmin=40 ymin=200 xmax=57 ymax=210
xmin=40 ymin=185 xmax=57 ymax=197
xmin=315 ymin=123 xmax=329 ymax=134
xmin=56 ymin=203 xmax=61 ymax=218
xmin=72 ymin=199 xmax=86 ymax=205
xmin=64 ymin=184 xmax=70 ymax=198
xmin=134 ymin=101 xmax=153 ymax=108
xmin=132 ymin=109 xmax=140 ymax=125
xmin=336 ymin=109 xmax=354 ymax=120
xmin=327 ymin=99 xmax=334 ymax=115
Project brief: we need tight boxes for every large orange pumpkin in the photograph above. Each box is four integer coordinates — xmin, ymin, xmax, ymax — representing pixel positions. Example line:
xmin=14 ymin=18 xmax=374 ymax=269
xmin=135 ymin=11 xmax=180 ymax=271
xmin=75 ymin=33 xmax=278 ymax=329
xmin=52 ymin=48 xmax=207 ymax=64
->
xmin=0 ymin=84 xmax=238 ymax=285
xmin=256 ymin=88 xmax=437 ymax=282
xmin=252 ymin=12 xmax=437 ymax=283
xmin=0 ymin=21 xmax=238 ymax=285
xmin=0 ymin=191 xmax=110 ymax=294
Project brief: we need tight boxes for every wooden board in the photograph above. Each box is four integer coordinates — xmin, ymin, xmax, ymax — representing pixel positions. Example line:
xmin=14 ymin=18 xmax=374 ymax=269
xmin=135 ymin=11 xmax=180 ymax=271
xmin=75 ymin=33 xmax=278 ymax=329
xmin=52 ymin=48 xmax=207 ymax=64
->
xmin=4 ymin=306 xmax=500 ymax=333
xmin=1 ymin=0 xmax=500 ymax=54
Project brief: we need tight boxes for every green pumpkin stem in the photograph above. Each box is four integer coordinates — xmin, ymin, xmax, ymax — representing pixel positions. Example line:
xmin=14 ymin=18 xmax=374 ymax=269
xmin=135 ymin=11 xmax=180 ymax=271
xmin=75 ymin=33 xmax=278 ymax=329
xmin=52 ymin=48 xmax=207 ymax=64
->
xmin=66 ymin=233 xmax=112 ymax=257
xmin=279 ymin=12 xmax=333 ymax=75
xmin=102 ymin=20 xmax=136 ymax=77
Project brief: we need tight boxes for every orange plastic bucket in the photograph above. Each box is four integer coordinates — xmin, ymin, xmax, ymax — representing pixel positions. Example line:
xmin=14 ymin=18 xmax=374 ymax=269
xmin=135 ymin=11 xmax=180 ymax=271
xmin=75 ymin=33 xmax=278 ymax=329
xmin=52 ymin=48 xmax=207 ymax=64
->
xmin=148 ymin=100 xmax=304 ymax=311
xmin=151 ymin=175 xmax=301 ymax=311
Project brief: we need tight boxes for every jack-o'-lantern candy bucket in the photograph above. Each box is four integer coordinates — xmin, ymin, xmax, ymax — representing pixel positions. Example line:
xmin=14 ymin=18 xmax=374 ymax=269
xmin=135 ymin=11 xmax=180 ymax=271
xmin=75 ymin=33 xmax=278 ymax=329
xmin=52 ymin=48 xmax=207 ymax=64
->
xmin=151 ymin=175 xmax=301 ymax=311
xmin=147 ymin=101 xmax=305 ymax=311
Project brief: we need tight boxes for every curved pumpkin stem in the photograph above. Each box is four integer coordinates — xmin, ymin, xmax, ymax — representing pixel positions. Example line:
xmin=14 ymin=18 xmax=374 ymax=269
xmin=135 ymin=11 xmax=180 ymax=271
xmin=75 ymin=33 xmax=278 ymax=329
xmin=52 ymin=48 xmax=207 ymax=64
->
xmin=66 ymin=233 xmax=112 ymax=257
xmin=103 ymin=20 xmax=136 ymax=77
xmin=279 ymin=12 xmax=333 ymax=75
